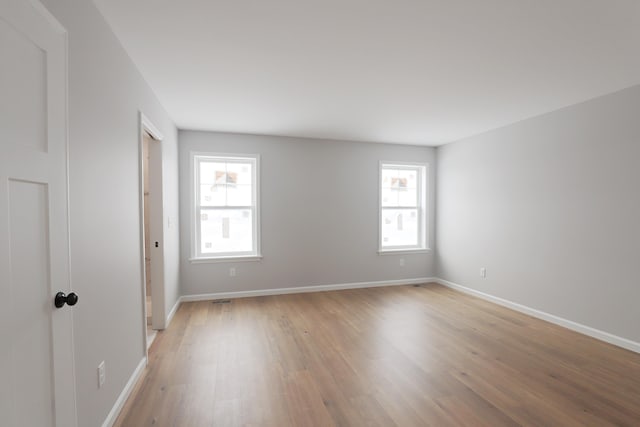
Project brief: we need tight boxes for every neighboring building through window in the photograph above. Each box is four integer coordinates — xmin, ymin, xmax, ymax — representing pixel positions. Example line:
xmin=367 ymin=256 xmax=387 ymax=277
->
xmin=192 ymin=153 xmax=260 ymax=260
xmin=379 ymin=162 xmax=427 ymax=252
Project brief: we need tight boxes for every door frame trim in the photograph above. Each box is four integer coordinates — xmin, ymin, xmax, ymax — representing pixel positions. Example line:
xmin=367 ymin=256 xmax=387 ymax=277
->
xmin=137 ymin=112 xmax=164 ymax=358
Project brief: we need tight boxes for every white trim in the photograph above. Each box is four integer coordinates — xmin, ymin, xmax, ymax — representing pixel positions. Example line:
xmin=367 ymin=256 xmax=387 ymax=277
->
xmin=102 ymin=276 xmax=639 ymax=427
xmin=138 ymin=112 xmax=166 ymax=361
xmin=140 ymin=112 xmax=164 ymax=141
xmin=378 ymin=161 xmax=429 ymax=252
xmin=435 ymin=278 xmax=640 ymax=354
xmin=189 ymin=255 xmax=263 ymax=264
xmin=101 ymin=357 xmax=147 ymax=427
xmin=378 ymin=249 xmax=431 ymax=255
xmin=190 ymin=152 xmax=261 ymax=260
xmin=60 ymin=20 xmax=79 ymax=427
xmin=29 ymin=0 xmax=67 ymax=33
xmin=180 ymin=277 xmax=435 ymax=302
xmin=137 ymin=114 xmax=148 ymax=363
xmin=146 ymin=331 xmax=157 ymax=350
xmin=165 ymin=297 xmax=181 ymax=328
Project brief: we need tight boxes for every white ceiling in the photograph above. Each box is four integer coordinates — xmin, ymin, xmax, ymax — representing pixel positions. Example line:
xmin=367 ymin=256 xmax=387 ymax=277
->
xmin=94 ymin=0 xmax=640 ymax=146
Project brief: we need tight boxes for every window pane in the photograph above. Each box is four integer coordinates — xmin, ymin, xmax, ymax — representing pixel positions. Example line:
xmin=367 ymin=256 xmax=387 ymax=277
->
xmin=385 ymin=168 xmax=411 ymax=190
xmin=200 ymin=183 xmax=226 ymax=206
xmin=226 ymin=162 xmax=252 ymax=185
xmin=200 ymin=208 xmax=253 ymax=254
xmin=398 ymin=187 xmax=417 ymax=207
xmin=381 ymin=168 xmax=398 ymax=188
xmin=227 ymin=184 xmax=252 ymax=206
xmin=382 ymin=167 xmax=418 ymax=207
xmin=398 ymin=169 xmax=417 ymax=189
xmin=200 ymin=162 xmax=226 ymax=185
xmin=381 ymin=187 xmax=398 ymax=207
xmin=381 ymin=208 xmax=419 ymax=247
xmin=200 ymin=161 xmax=228 ymax=206
xmin=199 ymin=160 xmax=254 ymax=207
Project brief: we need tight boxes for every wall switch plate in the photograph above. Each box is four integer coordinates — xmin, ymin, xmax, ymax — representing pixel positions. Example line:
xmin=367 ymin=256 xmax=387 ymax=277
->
xmin=229 ymin=267 xmax=236 ymax=277
xmin=98 ymin=361 xmax=105 ymax=388
xmin=399 ymin=258 xmax=405 ymax=267
xmin=480 ymin=268 xmax=486 ymax=278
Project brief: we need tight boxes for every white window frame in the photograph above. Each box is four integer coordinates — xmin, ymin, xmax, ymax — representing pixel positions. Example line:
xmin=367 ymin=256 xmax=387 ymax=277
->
xmin=190 ymin=152 xmax=261 ymax=263
xmin=378 ymin=161 xmax=429 ymax=253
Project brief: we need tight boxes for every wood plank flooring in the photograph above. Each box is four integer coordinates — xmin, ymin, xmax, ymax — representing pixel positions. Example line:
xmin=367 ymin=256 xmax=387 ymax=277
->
xmin=114 ymin=283 xmax=640 ymax=426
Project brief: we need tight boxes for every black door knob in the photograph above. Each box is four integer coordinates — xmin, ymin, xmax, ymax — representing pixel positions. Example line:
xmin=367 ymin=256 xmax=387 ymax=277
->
xmin=55 ymin=292 xmax=79 ymax=308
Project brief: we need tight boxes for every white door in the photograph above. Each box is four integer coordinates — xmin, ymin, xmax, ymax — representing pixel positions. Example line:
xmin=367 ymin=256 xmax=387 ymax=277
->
xmin=0 ymin=0 xmax=78 ymax=426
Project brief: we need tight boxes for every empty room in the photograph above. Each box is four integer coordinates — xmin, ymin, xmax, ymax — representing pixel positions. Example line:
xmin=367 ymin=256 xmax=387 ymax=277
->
xmin=1 ymin=0 xmax=639 ymax=426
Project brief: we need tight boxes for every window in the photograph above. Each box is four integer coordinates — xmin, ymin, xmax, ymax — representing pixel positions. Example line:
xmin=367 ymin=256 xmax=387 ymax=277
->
xmin=379 ymin=162 xmax=427 ymax=252
xmin=192 ymin=153 xmax=260 ymax=260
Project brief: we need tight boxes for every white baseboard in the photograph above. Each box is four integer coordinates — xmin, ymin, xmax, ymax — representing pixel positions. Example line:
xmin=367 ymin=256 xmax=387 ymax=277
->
xmin=106 ymin=275 xmax=637 ymax=427
xmin=165 ymin=297 xmax=181 ymax=328
xmin=435 ymin=278 xmax=640 ymax=354
xmin=102 ymin=357 xmax=147 ymax=427
xmin=181 ymin=277 xmax=436 ymax=302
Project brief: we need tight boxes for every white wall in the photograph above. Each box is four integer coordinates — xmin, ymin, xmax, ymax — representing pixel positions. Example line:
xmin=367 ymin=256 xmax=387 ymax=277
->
xmin=40 ymin=1 xmax=180 ymax=426
xmin=436 ymin=85 xmax=640 ymax=345
xmin=36 ymin=3 xmax=640 ymax=424
xmin=179 ymin=131 xmax=436 ymax=295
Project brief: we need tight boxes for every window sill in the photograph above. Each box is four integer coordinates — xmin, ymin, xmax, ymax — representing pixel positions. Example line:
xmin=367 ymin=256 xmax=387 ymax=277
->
xmin=189 ymin=255 xmax=263 ymax=264
xmin=378 ymin=248 xmax=431 ymax=255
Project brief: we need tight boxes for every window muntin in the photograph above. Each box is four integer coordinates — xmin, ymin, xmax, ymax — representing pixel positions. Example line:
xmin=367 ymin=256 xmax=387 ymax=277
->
xmin=380 ymin=162 xmax=427 ymax=251
xmin=193 ymin=154 xmax=259 ymax=259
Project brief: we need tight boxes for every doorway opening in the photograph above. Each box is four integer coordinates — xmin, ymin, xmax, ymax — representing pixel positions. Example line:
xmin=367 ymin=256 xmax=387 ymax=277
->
xmin=142 ymin=131 xmax=156 ymax=347
xmin=139 ymin=113 xmax=165 ymax=354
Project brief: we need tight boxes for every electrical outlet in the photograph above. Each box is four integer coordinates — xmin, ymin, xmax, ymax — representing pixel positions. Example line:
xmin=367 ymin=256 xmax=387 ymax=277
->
xmin=399 ymin=258 xmax=405 ymax=267
xmin=98 ymin=361 xmax=105 ymax=388
xmin=229 ymin=267 xmax=236 ymax=277
xmin=480 ymin=267 xmax=486 ymax=278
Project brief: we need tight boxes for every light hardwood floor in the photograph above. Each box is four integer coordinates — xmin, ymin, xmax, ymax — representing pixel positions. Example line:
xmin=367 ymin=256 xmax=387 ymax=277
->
xmin=114 ymin=283 xmax=640 ymax=426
